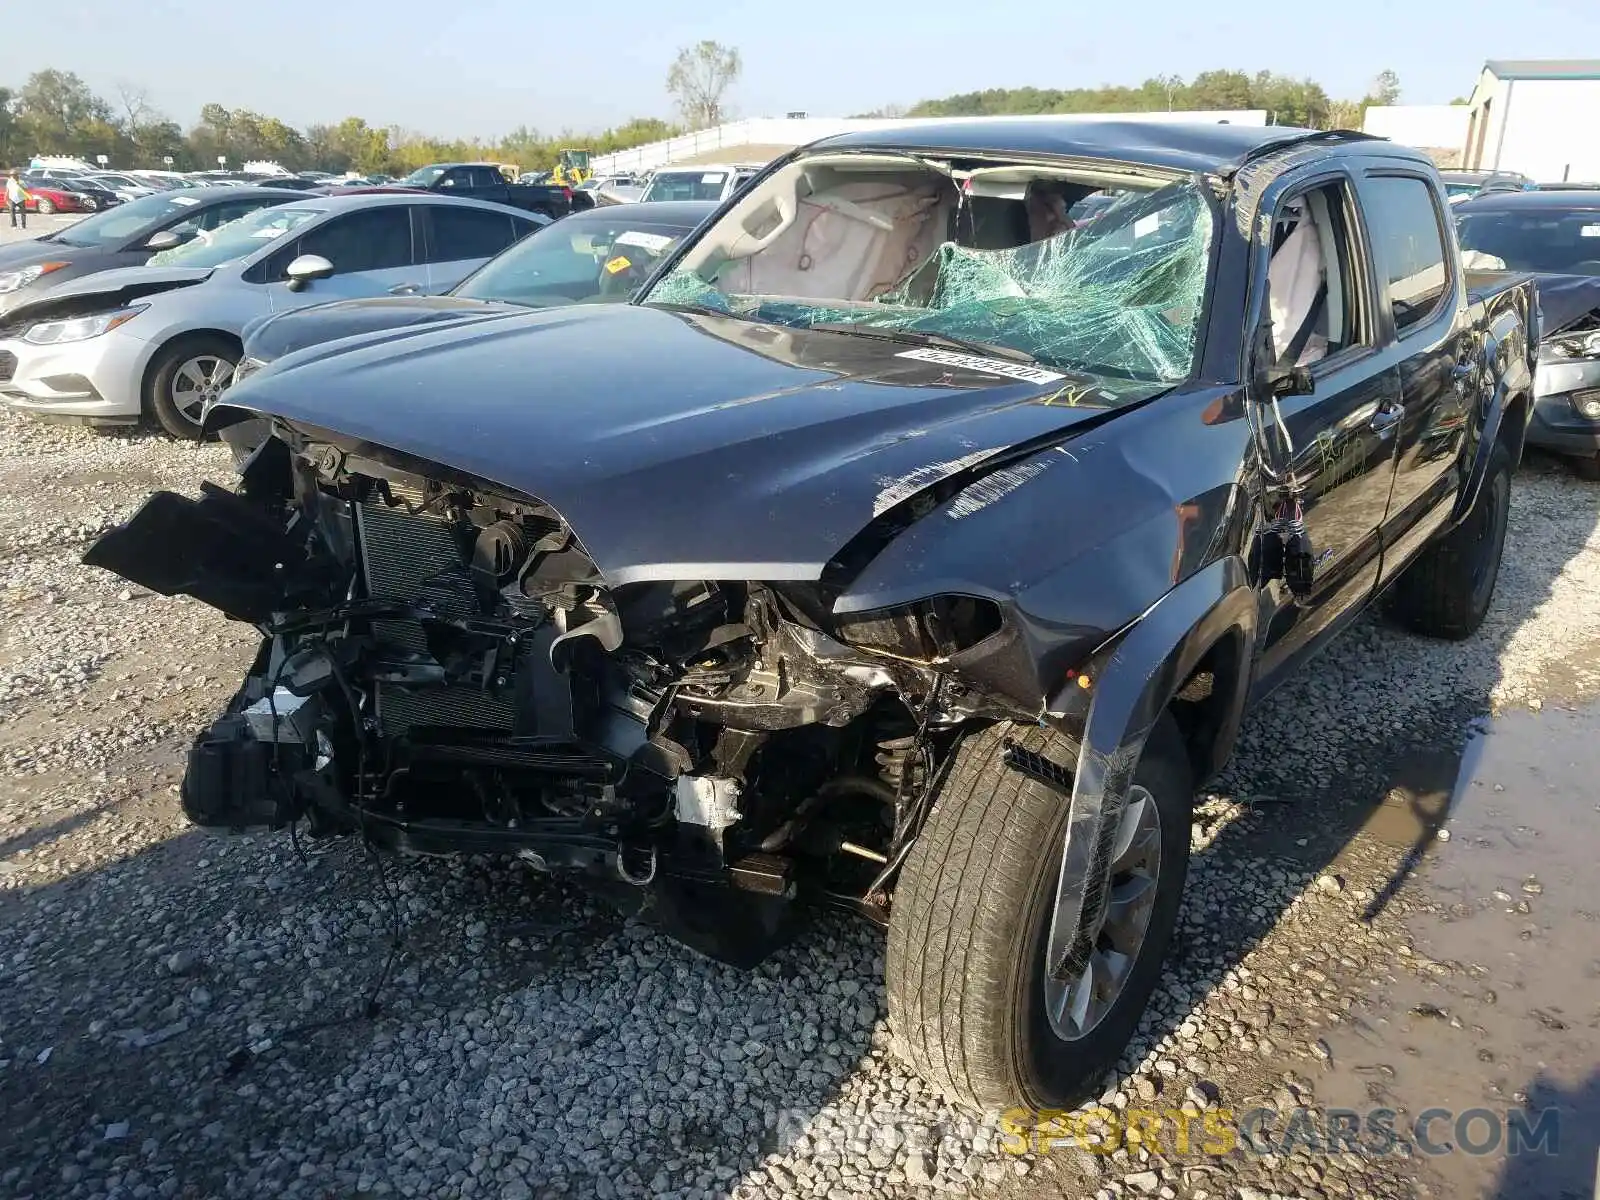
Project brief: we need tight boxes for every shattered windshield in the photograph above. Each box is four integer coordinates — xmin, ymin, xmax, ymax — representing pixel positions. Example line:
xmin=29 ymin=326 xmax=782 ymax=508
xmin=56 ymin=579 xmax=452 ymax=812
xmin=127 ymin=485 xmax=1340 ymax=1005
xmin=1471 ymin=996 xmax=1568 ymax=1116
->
xmin=641 ymin=177 xmax=1212 ymax=383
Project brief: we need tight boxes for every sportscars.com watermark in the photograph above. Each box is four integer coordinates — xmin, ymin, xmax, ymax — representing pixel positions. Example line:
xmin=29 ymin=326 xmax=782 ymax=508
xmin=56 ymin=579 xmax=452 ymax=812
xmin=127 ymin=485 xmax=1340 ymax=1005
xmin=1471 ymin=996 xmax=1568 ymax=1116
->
xmin=774 ymin=1103 xmax=1562 ymax=1163
xmin=997 ymin=1105 xmax=1561 ymax=1159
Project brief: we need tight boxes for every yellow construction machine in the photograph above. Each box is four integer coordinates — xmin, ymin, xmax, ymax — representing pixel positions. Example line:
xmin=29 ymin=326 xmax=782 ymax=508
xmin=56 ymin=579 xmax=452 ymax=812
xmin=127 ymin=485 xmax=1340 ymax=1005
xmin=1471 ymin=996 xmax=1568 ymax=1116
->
xmin=550 ymin=149 xmax=593 ymax=188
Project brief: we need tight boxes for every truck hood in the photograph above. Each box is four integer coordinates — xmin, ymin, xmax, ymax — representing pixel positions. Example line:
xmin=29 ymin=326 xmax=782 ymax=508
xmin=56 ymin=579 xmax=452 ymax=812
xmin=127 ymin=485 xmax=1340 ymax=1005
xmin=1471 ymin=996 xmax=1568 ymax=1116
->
xmin=1532 ymin=272 xmax=1600 ymax=336
xmin=3 ymin=264 xmax=212 ymax=326
xmin=243 ymin=295 xmax=528 ymax=363
xmin=214 ymin=303 xmax=1161 ymax=586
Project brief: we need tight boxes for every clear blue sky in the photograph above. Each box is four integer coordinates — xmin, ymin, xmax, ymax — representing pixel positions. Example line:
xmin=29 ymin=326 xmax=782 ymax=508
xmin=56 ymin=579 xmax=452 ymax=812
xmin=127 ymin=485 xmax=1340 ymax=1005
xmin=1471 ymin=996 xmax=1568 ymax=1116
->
xmin=5 ymin=0 xmax=1600 ymax=138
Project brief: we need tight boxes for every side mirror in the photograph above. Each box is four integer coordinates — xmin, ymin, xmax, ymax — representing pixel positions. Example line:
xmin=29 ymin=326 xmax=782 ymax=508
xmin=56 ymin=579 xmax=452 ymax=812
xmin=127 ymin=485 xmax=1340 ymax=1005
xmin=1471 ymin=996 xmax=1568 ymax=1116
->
xmin=285 ymin=254 xmax=334 ymax=292
xmin=144 ymin=230 xmax=182 ymax=251
xmin=1248 ymin=309 xmax=1314 ymax=402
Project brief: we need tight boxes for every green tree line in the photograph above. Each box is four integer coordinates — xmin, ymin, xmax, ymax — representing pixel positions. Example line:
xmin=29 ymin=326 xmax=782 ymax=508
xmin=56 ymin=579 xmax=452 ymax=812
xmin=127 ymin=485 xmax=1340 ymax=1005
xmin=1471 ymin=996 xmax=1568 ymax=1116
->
xmin=0 ymin=69 xmax=682 ymax=174
xmin=865 ymin=68 xmax=1404 ymax=132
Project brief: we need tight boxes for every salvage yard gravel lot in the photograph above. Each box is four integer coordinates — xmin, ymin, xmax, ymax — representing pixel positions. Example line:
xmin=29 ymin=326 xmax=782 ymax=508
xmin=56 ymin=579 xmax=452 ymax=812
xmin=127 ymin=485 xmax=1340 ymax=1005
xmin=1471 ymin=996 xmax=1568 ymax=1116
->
xmin=1 ymin=403 xmax=1599 ymax=1200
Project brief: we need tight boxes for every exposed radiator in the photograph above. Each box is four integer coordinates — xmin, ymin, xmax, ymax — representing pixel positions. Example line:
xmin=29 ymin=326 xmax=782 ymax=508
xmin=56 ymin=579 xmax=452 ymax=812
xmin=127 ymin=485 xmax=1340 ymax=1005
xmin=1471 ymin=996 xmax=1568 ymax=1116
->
xmin=356 ymin=501 xmax=514 ymax=736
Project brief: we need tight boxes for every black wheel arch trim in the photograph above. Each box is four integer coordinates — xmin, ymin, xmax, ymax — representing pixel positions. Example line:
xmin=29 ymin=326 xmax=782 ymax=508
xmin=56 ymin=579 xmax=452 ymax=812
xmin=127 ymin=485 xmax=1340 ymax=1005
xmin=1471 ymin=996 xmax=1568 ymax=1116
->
xmin=1039 ymin=554 xmax=1256 ymax=981
xmin=1451 ymin=386 xmax=1528 ymax=527
xmin=1450 ymin=295 xmax=1536 ymax=527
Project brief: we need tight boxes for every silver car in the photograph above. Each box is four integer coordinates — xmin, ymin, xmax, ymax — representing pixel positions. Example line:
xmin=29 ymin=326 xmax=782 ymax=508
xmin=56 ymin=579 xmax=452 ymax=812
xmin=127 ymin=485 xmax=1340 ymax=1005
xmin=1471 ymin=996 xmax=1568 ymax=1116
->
xmin=0 ymin=194 xmax=547 ymax=438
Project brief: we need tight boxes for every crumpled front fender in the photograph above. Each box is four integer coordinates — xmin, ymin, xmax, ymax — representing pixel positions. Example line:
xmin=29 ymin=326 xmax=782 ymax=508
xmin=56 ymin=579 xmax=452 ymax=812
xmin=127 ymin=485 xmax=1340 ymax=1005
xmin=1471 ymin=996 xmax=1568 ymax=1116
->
xmin=1040 ymin=554 xmax=1257 ymax=979
xmin=1452 ymin=289 xmax=1537 ymax=523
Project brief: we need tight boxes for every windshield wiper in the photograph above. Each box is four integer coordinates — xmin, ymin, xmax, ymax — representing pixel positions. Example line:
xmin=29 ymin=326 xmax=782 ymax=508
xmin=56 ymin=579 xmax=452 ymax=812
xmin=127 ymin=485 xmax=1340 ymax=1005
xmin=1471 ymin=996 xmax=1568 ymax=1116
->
xmin=805 ymin=322 xmax=1039 ymax=364
xmin=650 ymin=300 xmax=735 ymax=318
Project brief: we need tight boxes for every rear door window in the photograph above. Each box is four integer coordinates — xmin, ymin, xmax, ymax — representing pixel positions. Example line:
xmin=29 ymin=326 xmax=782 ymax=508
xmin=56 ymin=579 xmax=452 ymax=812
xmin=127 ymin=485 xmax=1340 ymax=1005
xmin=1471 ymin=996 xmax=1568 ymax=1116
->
xmin=1361 ymin=175 xmax=1451 ymax=333
xmin=425 ymin=207 xmax=520 ymax=262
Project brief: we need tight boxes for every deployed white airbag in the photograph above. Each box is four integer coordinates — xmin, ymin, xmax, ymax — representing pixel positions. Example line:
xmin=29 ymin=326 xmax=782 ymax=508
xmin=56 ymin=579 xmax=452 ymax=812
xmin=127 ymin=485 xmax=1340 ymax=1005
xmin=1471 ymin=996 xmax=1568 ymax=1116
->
xmin=713 ymin=180 xmax=950 ymax=301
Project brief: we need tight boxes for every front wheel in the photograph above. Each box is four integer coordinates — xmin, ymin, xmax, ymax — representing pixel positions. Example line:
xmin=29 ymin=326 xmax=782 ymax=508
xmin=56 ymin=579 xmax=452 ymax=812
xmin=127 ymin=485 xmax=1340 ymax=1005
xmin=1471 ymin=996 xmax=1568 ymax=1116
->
xmin=36 ymin=198 xmax=55 ymax=216
xmin=886 ymin=716 xmax=1193 ymax=1110
xmin=144 ymin=336 xmax=239 ymax=441
xmin=1384 ymin=438 xmax=1512 ymax=640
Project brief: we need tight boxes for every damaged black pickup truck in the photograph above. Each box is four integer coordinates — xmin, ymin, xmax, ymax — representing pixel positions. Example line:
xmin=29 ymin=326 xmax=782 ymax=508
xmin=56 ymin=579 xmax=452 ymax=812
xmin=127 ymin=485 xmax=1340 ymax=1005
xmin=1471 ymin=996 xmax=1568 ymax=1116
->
xmin=85 ymin=121 xmax=1538 ymax=1110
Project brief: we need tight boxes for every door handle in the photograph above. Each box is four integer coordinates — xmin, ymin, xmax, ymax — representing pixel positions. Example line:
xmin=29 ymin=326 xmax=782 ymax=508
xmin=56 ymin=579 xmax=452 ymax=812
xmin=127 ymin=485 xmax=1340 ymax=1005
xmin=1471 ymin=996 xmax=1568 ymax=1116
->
xmin=1369 ymin=400 xmax=1404 ymax=436
xmin=389 ymin=282 xmax=422 ymax=295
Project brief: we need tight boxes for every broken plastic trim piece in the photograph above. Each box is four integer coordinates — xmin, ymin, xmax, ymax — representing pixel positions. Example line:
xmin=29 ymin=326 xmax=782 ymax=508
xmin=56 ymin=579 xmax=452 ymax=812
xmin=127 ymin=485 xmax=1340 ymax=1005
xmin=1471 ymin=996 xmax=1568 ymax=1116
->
xmin=82 ymin=486 xmax=316 ymax=624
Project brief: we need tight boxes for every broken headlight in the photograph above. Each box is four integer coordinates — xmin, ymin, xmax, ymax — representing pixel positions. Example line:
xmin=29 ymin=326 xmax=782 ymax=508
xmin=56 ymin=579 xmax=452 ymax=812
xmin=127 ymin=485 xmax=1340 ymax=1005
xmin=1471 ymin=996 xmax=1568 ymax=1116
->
xmin=1544 ymin=329 xmax=1600 ymax=361
xmin=832 ymin=595 xmax=1001 ymax=663
xmin=0 ymin=261 xmax=70 ymax=294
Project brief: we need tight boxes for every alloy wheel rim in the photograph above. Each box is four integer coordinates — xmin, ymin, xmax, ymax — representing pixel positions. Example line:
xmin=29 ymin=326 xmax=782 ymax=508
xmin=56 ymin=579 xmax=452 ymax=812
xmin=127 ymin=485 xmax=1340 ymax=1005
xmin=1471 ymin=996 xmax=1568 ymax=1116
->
xmin=170 ymin=355 xmax=234 ymax=425
xmin=1044 ymin=784 xmax=1162 ymax=1041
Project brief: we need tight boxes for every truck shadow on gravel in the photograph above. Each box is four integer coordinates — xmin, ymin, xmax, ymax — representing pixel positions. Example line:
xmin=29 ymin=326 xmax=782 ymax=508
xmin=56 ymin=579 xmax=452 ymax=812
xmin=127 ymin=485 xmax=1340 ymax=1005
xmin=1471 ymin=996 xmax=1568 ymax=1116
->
xmin=0 ymin=458 xmax=1596 ymax=1200
xmin=1490 ymin=1068 xmax=1600 ymax=1200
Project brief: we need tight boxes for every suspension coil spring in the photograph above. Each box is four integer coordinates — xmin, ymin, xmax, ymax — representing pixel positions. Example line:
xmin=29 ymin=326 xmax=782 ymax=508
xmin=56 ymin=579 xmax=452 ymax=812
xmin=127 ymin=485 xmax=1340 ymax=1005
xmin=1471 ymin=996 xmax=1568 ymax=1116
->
xmin=875 ymin=734 xmax=923 ymax=796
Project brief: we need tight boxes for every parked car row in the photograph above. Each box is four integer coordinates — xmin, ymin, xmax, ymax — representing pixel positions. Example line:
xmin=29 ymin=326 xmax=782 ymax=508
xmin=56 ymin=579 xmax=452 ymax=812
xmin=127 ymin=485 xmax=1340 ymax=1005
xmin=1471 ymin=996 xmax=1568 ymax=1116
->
xmin=17 ymin=160 xmax=403 ymax=202
xmin=0 ymin=193 xmax=546 ymax=435
xmin=0 ymin=192 xmax=714 ymax=438
xmin=17 ymin=172 xmax=124 ymax=214
xmin=383 ymin=162 xmax=595 ymax=219
xmin=0 ymin=186 xmax=302 ymax=312
xmin=65 ymin=120 xmax=1600 ymax=1117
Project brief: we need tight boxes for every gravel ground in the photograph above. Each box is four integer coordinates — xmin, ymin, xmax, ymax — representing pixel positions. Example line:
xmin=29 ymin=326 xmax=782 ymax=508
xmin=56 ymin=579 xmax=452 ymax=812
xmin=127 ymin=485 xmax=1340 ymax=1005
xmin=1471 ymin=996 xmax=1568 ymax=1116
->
xmin=1 ymin=410 xmax=1598 ymax=1200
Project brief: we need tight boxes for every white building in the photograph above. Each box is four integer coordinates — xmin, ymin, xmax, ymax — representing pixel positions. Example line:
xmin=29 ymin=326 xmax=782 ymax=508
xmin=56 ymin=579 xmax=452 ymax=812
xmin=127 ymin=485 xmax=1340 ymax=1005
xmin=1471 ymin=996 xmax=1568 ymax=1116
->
xmin=1461 ymin=59 xmax=1600 ymax=182
xmin=1362 ymin=105 xmax=1470 ymax=158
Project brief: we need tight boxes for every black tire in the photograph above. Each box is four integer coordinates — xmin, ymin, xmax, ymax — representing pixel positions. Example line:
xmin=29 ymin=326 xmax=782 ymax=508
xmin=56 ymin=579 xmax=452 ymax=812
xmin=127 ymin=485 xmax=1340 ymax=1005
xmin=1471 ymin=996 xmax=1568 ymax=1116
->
xmin=886 ymin=715 xmax=1193 ymax=1111
xmin=37 ymin=198 xmax=55 ymax=216
xmin=1384 ymin=438 xmax=1513 ymax=640
xmin=145 ymin=335 xmax=238 ymax=441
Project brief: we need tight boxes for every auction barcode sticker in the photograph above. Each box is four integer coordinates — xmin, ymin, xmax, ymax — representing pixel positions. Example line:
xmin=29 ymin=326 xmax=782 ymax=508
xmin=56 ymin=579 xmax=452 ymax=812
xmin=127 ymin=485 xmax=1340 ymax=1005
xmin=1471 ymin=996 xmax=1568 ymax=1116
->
xmin=896 ymin=347 xmax=1065 ymax=385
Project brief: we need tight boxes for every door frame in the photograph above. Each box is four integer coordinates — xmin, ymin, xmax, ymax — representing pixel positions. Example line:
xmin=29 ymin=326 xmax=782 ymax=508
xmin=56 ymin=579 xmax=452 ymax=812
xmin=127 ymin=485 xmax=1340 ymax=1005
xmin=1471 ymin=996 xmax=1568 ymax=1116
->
xmin=1239 ymin=161 xmax=1407 ymax=694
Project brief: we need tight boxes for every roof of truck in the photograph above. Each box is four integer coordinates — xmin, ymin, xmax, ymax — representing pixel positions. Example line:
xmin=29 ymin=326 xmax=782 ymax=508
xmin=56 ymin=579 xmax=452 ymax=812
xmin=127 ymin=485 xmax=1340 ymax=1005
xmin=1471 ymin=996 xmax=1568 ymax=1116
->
xmin=806 ymin=119 xmax=1397 ymax=176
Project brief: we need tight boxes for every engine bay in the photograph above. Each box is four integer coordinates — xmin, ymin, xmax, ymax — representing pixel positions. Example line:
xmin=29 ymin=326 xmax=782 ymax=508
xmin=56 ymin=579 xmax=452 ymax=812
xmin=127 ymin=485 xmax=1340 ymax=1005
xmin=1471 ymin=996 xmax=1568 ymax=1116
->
xmin=83 ymin=428 xmax=1013 ymax=961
